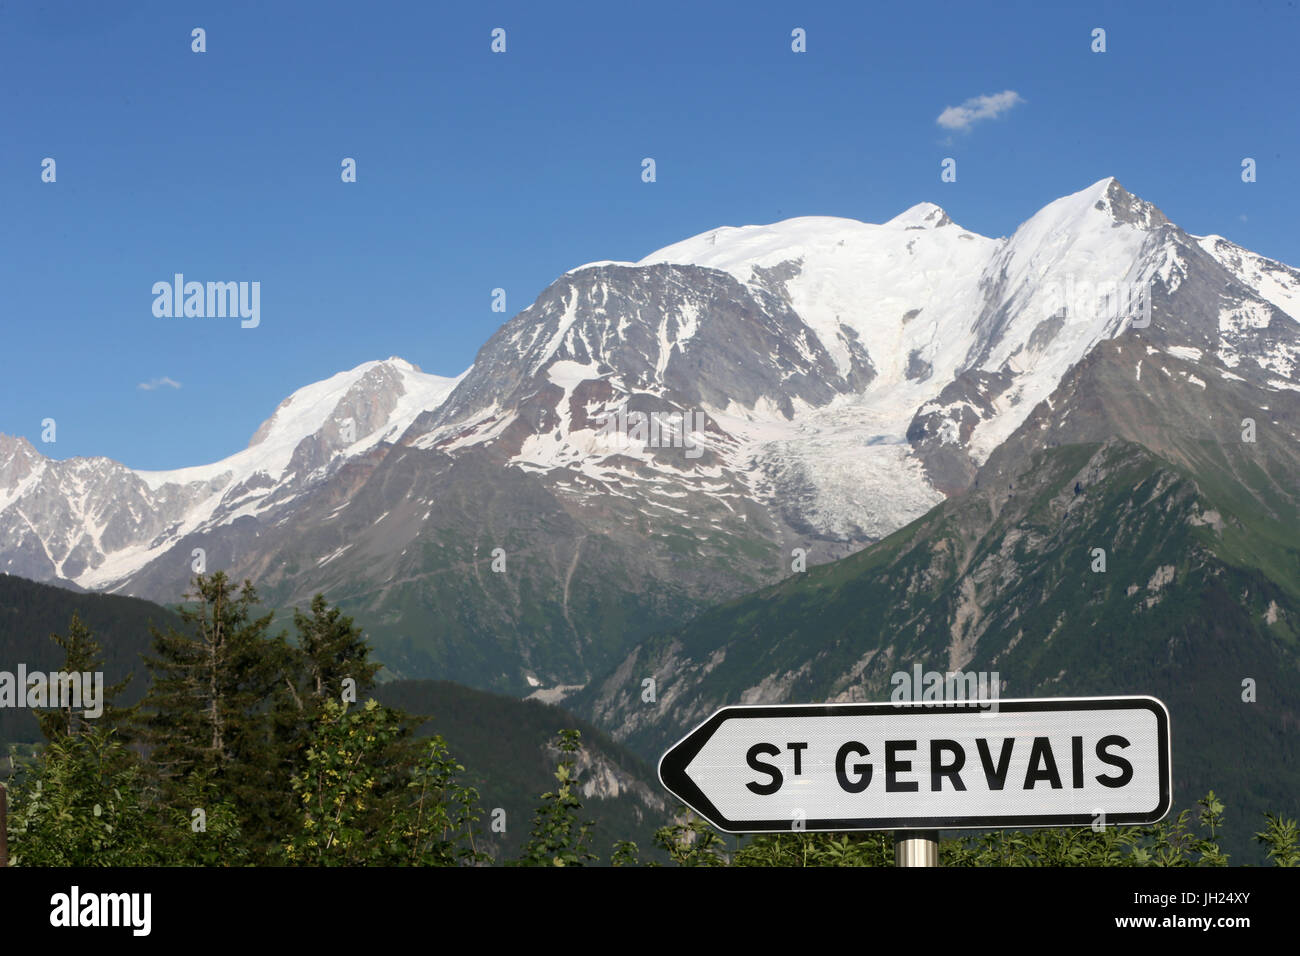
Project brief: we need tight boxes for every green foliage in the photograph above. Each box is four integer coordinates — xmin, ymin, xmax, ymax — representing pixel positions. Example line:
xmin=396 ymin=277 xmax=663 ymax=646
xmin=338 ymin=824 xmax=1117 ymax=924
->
xmin=1132 ymin=792 xmax=1230 ymax=866
xmin=653 ymin=812 xmax=729 ymax=866
xmin=283 ymin=697 xmax=406 ymax=865
xmin=734 ymin=831 xmax=895 ymax=867
xmin=6 ymin=727 xmax=160 ymax=866
xmin=515 ymin=729 xmax=598 ymax=866
xmin=944 ymin=824 xmax=1142 ymax=867
xmin=136 ymin=578 xmax=396 ymax=862
xmin=394 ymin=733 xmax=488 ymax=866
xmin=643 ymin=793 xmax=1280 ymax=869
xmin=282 ymin=698 xmax=484 ymax=866
xmin=610 ymin=840 xmax=641 ymax=866
xmin=1254 ymin=813 xmax=1299 ymax=867
xmin=160 ymin=772 xmax=247 ymax=867
xmin=943 ymin=791 xmax=1230 ymax=867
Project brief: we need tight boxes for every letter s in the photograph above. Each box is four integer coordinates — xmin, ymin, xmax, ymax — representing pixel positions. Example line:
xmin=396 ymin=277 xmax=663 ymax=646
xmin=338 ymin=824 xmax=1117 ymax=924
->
xmin=746 ymin=742 xmax=783 ymax=795
xmin=1095 ymin=735 xmax=1134 ymax=788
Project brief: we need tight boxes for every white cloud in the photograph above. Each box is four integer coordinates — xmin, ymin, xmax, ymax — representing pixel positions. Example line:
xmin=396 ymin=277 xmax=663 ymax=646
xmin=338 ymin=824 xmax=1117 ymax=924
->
xmin=936 ymin=90 xmax=1025 ymax=131
xmin=138 ymin=376 xmax=182 ymax=391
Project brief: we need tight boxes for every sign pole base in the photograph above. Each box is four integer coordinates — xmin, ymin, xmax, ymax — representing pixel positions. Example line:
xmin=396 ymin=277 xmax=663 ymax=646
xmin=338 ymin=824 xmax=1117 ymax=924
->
xmin=894 ymin=830 xmax=938 ymax=867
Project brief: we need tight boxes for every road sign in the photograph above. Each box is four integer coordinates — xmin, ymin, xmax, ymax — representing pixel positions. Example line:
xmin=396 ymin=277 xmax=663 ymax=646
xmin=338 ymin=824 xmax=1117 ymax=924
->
xmin=658 ymin=696 xmax=1171 ymax=832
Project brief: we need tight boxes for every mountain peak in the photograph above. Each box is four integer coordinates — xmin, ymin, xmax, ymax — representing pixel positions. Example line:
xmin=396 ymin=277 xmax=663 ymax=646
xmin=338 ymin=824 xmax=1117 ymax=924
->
xmin=0 ymin=433 xmax=39 ymax=457
xmin=381 ymin=356 xmax=422 ymax=373
xmin=1010 ymin=178 xmax=1170 ymax=246
xmin=245 ymin=358 xmax=457 ymax=453
xmin=0 ymin=433 xmax=42 ymax=474
xmin=1083 ymin=177 xmax=1169 ymax=229
xmin=887 ymin=202 xmax=954 ymax=229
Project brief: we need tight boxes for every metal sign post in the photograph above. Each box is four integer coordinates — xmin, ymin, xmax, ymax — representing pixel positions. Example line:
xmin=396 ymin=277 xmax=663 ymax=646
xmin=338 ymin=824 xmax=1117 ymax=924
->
xmin=895 ymin=830 xmax=938 ymax=866
xmin=659 ymin=696 xmax=1172 ymax=863
xmin=0 ymin=783 xmax=8 ymax=867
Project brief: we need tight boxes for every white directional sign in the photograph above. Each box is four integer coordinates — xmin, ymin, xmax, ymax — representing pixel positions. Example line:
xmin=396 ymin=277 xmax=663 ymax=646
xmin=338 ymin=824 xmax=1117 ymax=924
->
xmin=658 ymin=696 xmax=1171 ymax=832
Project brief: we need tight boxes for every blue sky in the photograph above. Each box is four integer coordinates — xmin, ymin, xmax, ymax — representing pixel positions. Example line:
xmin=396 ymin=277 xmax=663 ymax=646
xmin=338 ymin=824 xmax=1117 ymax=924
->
xmin=2 ymin=0 xmax=1296 ymax=469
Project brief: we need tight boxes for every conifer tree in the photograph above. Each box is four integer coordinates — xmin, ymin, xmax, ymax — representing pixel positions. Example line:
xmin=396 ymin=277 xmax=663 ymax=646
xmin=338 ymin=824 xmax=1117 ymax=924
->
xmin=36 ymin=613 xmax=132 ymax=741
xmin=137 ymin=572 xmax=293 ymax=858
xmin=291 ymin=594 xmax=380 ymax=707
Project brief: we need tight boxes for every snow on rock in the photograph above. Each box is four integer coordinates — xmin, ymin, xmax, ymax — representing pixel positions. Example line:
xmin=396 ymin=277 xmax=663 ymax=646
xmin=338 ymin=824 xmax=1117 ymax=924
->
xmin=963 ymin=178 xmax=1166 ymax=462
xmin=1197 ymin=235 xmax=1300 ymax=321
xmin=638 ymin=212 xmax=996 ymax=384
xmin=3 ymin=358 xmax=464 ymax=590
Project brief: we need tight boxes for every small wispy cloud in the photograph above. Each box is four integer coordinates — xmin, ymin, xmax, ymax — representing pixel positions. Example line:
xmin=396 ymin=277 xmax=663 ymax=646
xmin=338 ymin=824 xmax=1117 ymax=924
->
xmin=138 ymin=376 xmax=182 ymax=391
xmin=936 ymin=90 xmax=1025 ymax=131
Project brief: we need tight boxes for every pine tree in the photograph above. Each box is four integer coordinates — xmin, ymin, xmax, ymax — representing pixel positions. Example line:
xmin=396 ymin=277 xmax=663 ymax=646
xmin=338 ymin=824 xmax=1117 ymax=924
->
xmin=136 ymin=572 xmax=294 ymax=859
xmin=291 ymin=594 xmax=380 ymax=707
xmin=36 ymin=613 xmax=133 ymax=741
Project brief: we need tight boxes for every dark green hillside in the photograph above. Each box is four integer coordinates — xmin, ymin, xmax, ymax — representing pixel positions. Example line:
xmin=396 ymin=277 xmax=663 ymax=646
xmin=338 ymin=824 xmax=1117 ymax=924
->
xmin=373 ymin=680 xmax=669 ymax=861
xmin=0 ymin=573 xmax=181 ymax=746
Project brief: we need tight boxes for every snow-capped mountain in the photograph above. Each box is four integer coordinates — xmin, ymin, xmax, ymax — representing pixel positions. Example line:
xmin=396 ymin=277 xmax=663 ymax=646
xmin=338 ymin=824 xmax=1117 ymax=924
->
xmin=2 ymin=177 xmax=1296 ymax=693
xmin=402 ymin=176 xmax=1296 ymax=538
xmin=0 ymin=359 xmax=461 ymax=586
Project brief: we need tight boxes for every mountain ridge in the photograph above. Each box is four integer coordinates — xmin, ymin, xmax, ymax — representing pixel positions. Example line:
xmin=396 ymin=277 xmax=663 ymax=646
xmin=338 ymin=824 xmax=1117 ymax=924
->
xmin=2 ymin=178 xmax=1296 ymax=696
